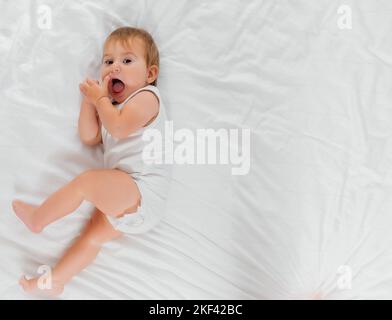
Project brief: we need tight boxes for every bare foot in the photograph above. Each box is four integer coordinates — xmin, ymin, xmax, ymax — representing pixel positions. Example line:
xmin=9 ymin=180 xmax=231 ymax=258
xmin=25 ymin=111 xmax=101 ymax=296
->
xmin=12 ymin=200 xmax=41 ymax=233
xmin=19 ymin=275 xmax=64 ymax=297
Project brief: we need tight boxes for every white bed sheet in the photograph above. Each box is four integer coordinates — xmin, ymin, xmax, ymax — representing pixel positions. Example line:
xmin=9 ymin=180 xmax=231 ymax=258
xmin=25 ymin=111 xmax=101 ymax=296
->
xmin=2 ymin=0 xmax=392 ymax=300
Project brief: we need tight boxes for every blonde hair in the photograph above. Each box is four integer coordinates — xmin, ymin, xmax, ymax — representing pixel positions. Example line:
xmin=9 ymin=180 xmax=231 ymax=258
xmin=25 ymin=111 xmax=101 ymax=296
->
xmin=104 ymin=27 xmax=159 ymax=86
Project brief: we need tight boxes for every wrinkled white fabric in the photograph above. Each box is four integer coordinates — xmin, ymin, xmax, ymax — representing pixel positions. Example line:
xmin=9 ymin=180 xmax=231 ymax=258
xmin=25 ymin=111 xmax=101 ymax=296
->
xmin=3 ymin=0 xmax=392 ymax=300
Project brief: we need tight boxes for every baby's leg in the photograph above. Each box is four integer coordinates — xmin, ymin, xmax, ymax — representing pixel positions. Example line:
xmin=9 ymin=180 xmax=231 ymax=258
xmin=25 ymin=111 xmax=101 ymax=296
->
xmin=19 ymin=208 xmax=123 ymax=297
xmin=12 ymin=168 xmax=141 ymax=233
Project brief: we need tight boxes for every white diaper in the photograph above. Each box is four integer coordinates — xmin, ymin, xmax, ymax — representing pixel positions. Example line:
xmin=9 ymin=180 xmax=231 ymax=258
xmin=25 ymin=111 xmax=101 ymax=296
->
xmin=105 ymin=178 xmax=169 ymax=235
xmin=106 ymin=204 xmax=145 ymax=233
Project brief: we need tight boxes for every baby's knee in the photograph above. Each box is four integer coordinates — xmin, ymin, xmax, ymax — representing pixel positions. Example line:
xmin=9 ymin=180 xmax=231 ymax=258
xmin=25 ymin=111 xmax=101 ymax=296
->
xmin=83 ymin=213 xmax=121 ymax=245
xmin=82 ymin=217 xmax=105 ymax=246
xmin=29 ymin=217 xmax=44 ymax=234
xmin=84 ymin=230 xmax=105 ymax=247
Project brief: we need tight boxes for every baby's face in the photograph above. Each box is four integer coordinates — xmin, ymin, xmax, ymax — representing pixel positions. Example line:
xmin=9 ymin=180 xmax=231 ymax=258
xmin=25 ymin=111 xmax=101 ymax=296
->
xmin=101 ymin=37 xmax=154 ymax=103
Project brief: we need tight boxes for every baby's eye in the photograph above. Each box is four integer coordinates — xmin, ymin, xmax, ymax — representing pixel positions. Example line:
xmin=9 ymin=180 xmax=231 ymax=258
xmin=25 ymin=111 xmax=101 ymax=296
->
xmin=123 ymin=58 xmax=133 ymax=64
xmin=104 ymin=60 xmax=113 ymax=65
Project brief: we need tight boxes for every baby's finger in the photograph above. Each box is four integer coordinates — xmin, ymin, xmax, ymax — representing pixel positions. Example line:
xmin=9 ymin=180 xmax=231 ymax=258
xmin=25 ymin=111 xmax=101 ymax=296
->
xmin=102 ymin=75 xmax=111 ymax=87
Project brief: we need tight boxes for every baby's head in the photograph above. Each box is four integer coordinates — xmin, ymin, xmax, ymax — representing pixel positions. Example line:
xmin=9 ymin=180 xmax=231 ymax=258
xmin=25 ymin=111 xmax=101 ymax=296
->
xmin=101 ymin=26 xmax=159 ymax=103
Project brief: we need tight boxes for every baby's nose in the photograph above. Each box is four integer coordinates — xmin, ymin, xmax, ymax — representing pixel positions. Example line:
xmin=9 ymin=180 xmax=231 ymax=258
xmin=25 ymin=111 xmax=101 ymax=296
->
xmin=112 ymin=63 xmax=120 ymax=73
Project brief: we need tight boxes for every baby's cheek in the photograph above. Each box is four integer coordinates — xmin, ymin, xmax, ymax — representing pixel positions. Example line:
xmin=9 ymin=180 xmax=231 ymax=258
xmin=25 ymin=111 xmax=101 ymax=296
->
xmin=100 ymin=66 xmax=108 ymax=80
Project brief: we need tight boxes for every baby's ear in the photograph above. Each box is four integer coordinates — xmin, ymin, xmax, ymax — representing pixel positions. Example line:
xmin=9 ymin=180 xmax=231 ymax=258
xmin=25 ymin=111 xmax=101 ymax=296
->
xmin=147 ymin=65 xmax=159 ymax=84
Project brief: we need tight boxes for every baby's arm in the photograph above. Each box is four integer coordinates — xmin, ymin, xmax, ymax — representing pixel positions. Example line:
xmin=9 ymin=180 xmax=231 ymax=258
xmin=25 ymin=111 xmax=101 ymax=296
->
xmin=78 ymin=96 xmax=102 ymax=146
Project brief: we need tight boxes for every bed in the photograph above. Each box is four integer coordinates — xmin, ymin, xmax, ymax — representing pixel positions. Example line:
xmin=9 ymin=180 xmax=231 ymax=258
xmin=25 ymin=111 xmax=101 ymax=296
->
xmin=1 ymin=0 xmax=392 ymax=299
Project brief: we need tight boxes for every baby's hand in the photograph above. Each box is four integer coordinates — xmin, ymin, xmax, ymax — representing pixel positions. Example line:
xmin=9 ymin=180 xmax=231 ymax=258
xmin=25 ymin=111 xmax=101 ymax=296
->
xmin=79 ymin=75 xmax=111 ymax=106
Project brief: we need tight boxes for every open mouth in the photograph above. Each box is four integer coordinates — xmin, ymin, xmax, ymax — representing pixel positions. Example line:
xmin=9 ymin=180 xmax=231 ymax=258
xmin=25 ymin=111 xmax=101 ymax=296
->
xmin=110 ymin=78 xmax=125 ymax=95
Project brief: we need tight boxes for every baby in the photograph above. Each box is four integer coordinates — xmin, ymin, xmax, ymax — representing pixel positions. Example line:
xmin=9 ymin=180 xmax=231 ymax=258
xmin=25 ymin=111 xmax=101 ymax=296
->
xmin=11 ymin=27 xmax=172 ymax=297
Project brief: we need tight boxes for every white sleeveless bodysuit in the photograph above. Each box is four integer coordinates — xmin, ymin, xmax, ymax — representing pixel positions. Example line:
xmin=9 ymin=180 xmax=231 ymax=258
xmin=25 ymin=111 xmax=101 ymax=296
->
xmin=101 ymin=85 xmax=172 ymax=234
